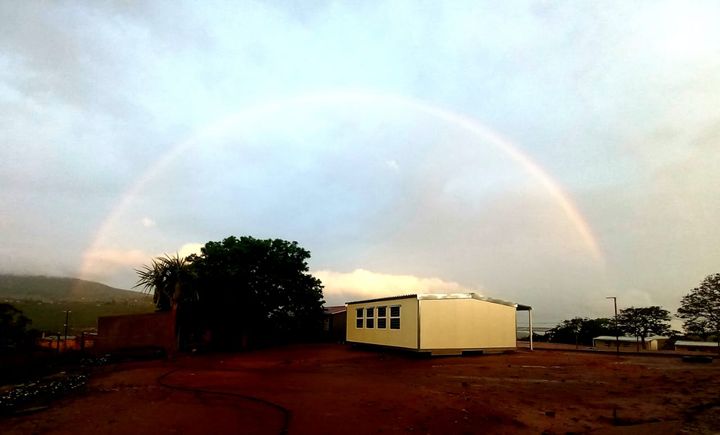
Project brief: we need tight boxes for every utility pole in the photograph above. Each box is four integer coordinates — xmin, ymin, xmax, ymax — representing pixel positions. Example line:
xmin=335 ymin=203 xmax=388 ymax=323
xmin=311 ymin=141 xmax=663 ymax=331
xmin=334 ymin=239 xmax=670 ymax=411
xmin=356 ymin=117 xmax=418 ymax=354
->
xmin=606 ymin=297 xmax=618 ymax=356
xmin=63 ymin=310 xmax=71 ymax=351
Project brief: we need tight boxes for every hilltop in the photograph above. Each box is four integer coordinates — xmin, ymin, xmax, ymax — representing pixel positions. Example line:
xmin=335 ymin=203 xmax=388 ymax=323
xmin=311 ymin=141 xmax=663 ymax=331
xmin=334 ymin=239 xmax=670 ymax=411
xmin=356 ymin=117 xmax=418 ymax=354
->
xmin=0 ymin=275 xmax=154 ymax=333
xmin=0 ymin=274 xmax=150 ymax=302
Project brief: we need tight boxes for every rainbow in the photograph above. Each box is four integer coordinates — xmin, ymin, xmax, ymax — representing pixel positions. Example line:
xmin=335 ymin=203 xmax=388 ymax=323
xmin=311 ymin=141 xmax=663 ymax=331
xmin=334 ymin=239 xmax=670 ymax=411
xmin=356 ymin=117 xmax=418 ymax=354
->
xmin=79 ymin=90 xmax=604 ymax=281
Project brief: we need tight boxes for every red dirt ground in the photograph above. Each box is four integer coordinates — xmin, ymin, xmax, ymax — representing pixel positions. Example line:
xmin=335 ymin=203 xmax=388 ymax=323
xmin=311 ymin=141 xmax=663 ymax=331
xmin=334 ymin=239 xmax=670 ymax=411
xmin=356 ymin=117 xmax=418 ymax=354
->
xmin=3 ymin=343 xmax=720 ymax=434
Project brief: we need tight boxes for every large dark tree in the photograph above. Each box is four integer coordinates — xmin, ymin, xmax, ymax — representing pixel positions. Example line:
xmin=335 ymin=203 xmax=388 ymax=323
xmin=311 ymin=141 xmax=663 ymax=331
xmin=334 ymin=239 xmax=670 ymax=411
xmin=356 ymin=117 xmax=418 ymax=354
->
xmin=190 ymin=236 xmax=325 ymax=349
xmin=545 ymin=317 xmax=614 ymax=347
xmin=677 ymin=273 xmax=720 ymax=352
xmin=0 ymin=303 xmax=39 ymax=353
xmin=137 ymin=236 xmax=325 ymax=350
xmin=617 ymin=306 xmax=671 ymax=351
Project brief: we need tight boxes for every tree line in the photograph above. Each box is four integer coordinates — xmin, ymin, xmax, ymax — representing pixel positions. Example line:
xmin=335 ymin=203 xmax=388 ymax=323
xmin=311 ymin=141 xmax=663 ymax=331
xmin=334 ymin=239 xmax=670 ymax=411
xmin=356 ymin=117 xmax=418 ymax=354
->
xmin=544 ymin=273 xmax=720 ymax=352
xmin=2 ymin=246 xmax=718 ymax=354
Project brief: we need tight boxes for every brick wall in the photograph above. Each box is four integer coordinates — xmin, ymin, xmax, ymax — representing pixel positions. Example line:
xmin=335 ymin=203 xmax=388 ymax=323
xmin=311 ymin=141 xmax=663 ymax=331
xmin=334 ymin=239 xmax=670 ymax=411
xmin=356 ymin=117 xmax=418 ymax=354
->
xmin=95 ymin=310 xmax=177 ymax=355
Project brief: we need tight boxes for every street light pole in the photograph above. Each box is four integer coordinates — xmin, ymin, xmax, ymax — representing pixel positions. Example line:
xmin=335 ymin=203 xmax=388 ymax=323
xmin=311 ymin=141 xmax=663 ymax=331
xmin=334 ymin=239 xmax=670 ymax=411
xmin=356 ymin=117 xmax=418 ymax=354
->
xmin=63 ymin=310 xmax=71 ymax=351
xmin=606 ymin=297 xmax=618 ymax=356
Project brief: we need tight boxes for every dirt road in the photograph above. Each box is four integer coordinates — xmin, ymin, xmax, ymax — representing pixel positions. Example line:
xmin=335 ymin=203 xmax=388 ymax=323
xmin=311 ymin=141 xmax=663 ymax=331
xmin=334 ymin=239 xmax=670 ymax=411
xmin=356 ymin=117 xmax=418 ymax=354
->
xmin=3 ymin=344 xmax=719 ymax=434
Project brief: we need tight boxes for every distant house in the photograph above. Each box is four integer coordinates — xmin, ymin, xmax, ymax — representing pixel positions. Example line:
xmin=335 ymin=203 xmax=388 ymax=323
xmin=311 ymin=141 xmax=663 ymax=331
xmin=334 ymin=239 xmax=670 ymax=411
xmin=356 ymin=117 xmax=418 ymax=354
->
xmin=323 ymin=306 xmax=347 ymax=342
xmin=593 ymin=335 xmax=669 ymax=351
xmin=346 ymin=293 xmax=532 ymax=355
xmin=36 ymin=332 xmax=96 ymax=352
xmin=37 ymin=335 xmax=80 ymax=352
xmin=675 ymin=340 xmax=719 ymax=353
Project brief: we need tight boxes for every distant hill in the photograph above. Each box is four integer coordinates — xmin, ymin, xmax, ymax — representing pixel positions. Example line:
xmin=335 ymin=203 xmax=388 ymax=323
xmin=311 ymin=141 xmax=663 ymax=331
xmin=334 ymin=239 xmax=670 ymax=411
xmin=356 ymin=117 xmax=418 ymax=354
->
xmin=0 ymin=274 xmax=151 ymax=302
xmin=0 ymin=275 xmax=154 ymax=333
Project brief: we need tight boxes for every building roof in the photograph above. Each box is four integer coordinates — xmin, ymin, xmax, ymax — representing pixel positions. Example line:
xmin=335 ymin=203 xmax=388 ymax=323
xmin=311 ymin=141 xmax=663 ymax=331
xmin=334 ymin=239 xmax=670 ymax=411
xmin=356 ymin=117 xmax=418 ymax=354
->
xmin=594 ymin=335 xmax=669 ymax=342
xmin=346 ymin=292 xmax=531 ymax=310
xmin=345 ymin=294 xmax=418 ymax=304
xmin=675 ymin=340 xmax=719 ymax=347
xmin=323 ymin=305 xmax=347 ymax=315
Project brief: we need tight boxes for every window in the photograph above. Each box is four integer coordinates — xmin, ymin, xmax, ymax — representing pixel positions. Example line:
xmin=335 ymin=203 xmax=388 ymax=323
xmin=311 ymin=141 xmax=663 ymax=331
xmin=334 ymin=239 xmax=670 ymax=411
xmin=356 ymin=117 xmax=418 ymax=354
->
xmin=366 ymin=307 xmax=375 ymax=328
xmin=356 ymin=308 xmax=363 ymax=328
xmin=390 ymin=305 xmax=400 ymax=329
xmin=377 ymin=306 xmax=387 ymax=329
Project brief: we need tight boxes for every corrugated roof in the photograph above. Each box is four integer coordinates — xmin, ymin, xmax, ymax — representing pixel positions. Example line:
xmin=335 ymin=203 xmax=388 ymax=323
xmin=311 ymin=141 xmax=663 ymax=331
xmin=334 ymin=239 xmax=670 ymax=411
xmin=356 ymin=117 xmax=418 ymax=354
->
xmin=346 ymin=292 xmax=531 ymax=310
xmin=594 ymin=336 xmax=669 ymax=342
xmin=675 ymin=340 xmax=719 ymax=347
xmin=323 ymin=305 xmax=347 ymax=315
xmin=345 ymin=294 xmax=417 ymax=305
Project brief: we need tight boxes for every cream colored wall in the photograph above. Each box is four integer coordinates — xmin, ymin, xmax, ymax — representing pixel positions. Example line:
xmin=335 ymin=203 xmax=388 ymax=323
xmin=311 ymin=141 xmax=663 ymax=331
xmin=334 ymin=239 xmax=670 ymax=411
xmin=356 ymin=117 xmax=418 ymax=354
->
xmin=594 ymin=339 xmax=664 ymax=350
xmin=600 ymin=340 xmax=636 ymax=348
xmin=647 ymin=339 xmax=667 ymax=350
xmin=418 ymin=298 xmax=516 ymax=350
xmin=346 ymin=297 xmax=419 ymax=349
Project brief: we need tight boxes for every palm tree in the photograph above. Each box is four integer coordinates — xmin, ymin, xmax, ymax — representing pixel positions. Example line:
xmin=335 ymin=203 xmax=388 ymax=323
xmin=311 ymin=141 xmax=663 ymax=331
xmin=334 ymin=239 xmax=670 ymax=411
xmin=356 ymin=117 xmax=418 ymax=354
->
xmin=135 ymin=253 xmax=200 ymax=350
xmin=134 ymin=253 xmax=196 ymax=311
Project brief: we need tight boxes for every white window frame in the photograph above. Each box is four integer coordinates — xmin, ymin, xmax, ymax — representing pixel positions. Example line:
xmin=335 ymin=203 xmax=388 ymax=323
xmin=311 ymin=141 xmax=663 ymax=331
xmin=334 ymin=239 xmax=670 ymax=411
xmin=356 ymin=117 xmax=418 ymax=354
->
xmin=390 ymin=305 xmax=401 ymax=330
xmin=356 ymin=307 xmax=364 ymax=328
xmin=377 ymin=306 xmax=387 ymax=329
xmin=366 ymin=307 xmax=375 ymax=328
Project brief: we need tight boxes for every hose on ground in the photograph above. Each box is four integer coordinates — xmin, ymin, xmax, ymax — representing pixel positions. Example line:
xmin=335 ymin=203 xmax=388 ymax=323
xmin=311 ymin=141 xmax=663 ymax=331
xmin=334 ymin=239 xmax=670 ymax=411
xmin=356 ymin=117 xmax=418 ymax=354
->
xmin=156 ymin=368 xmax=291 ymax=435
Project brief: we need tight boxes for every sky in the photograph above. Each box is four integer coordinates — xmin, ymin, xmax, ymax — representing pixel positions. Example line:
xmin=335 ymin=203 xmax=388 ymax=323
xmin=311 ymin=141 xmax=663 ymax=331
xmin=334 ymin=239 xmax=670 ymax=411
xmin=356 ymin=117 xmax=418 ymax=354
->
xmin=1 ymin=1 xmax=719 ymax=326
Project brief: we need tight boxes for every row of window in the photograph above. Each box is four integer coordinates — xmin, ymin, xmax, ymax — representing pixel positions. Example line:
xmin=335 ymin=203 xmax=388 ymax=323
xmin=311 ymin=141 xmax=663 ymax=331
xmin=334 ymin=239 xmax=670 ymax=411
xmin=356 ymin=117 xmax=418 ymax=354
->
xmin=356 ymin=305 xmax=400 ymax=329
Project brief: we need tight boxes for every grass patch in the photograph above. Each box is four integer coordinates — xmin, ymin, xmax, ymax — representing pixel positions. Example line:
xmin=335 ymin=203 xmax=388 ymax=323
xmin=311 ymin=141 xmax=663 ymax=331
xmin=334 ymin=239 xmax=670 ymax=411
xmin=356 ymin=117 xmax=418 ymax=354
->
xmin=7 ymin=300 xmax=154 ymax=334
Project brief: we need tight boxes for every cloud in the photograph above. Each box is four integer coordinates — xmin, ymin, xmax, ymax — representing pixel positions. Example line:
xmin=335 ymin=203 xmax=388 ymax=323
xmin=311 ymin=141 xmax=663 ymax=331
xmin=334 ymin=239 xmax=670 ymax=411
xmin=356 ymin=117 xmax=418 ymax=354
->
xmin=177 ymin=243 xmax=203 ymax=258
xmin=2 ymin=1 xmax=719 ymax=325
xmin=616 ymin=289 xmax=654 ymax=308
xmin=80 ymin=248 xmax=152 ymax=283
xmin=83 ymin=248 xmax=150 ymax=267
xmin=314 ymin=268 xmax=471 ymax=304
xmin=384 ymin=159 xmax=400 ymax=171
xmin=80 ymin=242 xmax=204 ymax=286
